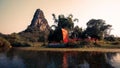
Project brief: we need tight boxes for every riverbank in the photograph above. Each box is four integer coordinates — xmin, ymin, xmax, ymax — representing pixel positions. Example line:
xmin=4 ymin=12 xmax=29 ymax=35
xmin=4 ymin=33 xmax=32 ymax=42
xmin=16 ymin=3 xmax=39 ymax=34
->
xmin=13 ymin=47 xmax=120 ymax=52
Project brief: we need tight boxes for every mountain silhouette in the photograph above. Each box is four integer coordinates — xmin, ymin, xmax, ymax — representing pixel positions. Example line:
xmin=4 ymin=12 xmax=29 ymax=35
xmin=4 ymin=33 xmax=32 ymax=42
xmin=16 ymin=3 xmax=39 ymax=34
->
xmin=26 ymin=9 xmax=50 ymax=32
xmin=19 ymin=9 xmax=50 ymax=42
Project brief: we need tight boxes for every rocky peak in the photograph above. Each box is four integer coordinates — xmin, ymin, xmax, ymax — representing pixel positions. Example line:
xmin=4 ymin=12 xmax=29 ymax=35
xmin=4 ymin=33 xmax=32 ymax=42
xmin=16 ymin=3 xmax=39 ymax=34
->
xmin=28 ymin=9 xmax=49 ymax=31
xmin=19 ymin=9 xmax=50 ymax=42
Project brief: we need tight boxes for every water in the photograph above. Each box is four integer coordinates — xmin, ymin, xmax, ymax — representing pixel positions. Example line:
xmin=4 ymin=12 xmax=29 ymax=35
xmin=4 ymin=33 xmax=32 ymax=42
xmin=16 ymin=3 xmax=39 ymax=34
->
xmin=0 ymin=49 xmax=120 ymax=68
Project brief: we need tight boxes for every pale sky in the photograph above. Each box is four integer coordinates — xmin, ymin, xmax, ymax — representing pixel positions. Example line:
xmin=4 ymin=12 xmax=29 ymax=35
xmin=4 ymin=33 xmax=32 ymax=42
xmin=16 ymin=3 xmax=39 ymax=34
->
xmin=0 ymin=0 xmax=120 ymax=36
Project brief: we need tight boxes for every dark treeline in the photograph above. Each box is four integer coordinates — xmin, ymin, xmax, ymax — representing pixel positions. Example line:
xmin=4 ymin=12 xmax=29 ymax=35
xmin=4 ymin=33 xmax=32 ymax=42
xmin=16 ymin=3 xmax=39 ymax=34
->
xmin=48 ymin=14 xmax=120 ymax=47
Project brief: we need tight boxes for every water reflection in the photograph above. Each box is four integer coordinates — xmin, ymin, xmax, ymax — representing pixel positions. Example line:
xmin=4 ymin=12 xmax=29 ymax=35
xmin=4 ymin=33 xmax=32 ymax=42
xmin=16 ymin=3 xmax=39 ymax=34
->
xmin=0 ymin=53 xmax=25 ymax=68
xmin=0 ymin=49 xmax=120 ymax=68
xmin=106 ymin=53 xmax=120 ymax=68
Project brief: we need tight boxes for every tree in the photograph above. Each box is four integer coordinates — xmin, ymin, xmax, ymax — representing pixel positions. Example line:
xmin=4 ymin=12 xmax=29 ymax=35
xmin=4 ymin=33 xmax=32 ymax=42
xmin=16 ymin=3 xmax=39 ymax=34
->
xmin=52 ymin=14 xmax=58 ymax=23
xmin=0 ymin=37 xmax=11 ymax=51
xmin=52 ymin=14 xmax=78 ymax=30
xmin=50 ymin=14 xmax=79 ymax=42
xmin=48 ymin=27 xmax=63 ymax=43
xmin=84 ymin=19 xmax=112 ymax=40
xmin=70 ymin=26 xmax=83 ymax=39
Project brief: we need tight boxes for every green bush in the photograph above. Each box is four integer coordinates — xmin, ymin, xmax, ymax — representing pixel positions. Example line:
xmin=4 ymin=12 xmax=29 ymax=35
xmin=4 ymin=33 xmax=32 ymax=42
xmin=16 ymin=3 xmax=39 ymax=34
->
xmin=5 ymin=33 xmax=32 ymax=47
xmin=11 ymin=41 xmax=31 ymax=47
xmin=0 ymin=37 xmax=12 ymax=51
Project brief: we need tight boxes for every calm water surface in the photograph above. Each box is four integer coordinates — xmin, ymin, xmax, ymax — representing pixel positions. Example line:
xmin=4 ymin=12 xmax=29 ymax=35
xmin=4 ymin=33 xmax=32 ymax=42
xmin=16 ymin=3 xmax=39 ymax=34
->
xmin=0 ymin=49 xmax=120 ymax=68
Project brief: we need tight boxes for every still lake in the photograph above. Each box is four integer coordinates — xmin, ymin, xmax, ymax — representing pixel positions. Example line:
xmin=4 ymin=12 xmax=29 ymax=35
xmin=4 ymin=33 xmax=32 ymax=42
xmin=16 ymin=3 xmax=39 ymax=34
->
xmin=0 ymin=48 xmax=120 ymax=68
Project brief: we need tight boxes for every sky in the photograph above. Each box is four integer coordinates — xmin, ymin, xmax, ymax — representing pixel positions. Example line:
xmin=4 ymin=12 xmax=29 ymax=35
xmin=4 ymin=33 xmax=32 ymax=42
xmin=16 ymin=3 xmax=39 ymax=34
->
xmin=0 ymin=0 xmax=120 ymax=37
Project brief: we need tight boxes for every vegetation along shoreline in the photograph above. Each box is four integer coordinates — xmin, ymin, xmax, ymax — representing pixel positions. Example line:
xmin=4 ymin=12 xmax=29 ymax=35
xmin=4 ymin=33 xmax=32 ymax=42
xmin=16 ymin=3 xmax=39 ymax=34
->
xmin=0 ymin=9 xmax=120 ymax=51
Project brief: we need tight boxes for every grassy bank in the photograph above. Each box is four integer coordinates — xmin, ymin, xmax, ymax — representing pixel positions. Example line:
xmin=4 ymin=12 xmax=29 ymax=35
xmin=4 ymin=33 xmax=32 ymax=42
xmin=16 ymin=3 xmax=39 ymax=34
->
xmin=13 ymin=47 xmax=120 ymax=52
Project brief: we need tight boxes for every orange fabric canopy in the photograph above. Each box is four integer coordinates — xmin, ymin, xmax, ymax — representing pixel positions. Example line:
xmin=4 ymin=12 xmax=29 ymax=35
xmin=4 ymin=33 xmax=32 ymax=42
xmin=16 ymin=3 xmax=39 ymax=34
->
xmin=62 ymin=28 xmax=68 ymax=43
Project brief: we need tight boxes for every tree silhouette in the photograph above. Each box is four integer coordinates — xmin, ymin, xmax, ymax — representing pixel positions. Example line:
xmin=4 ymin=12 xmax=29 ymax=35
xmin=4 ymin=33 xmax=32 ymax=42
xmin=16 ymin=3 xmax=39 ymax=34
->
xmin=70 ymin=26 xmax=82 ymax=39
xmin=52 ymin=14 xmax=58 ymax=23
xmin=49 ymin=14 xmax=79 ymax=42
xmin=52 ymin=14 xmax=79 ymax=30
xmin=84 ymin=19 xmax=112 ymax=40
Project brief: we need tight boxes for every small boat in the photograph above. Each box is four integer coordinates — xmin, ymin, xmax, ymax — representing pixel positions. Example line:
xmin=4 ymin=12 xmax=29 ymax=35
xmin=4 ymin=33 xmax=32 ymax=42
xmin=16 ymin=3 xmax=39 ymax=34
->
xmin=47 ymin=43 xmax=66 ymax=48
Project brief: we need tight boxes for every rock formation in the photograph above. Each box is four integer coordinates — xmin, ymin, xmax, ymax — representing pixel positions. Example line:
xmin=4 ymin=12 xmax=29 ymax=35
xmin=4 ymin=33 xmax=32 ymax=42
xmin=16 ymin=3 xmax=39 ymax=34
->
xmin=19 ymin=9 xmax=50 ymax=42
xmin=26 ymin=9 xmax=50 ymax=32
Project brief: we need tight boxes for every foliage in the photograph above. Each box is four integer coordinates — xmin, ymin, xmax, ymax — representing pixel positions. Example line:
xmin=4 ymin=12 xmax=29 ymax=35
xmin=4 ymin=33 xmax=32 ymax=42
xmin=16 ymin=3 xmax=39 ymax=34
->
xmin=0 ymin=37 xmax=11 ymax=51
xmin=79 ymin=39 xmax=95 ymax=47
xmin=49 ymin=14 xmax=80 ymax=43
xmin=20 ymin=26 xmax=49 ymax=43
xmin=48 ymin=27 xmax=63 ymax=43
xmin=83 ymin=19 xmax=112 ymax=40
xmin=70 ymin=26 xmax=83 ymax=39
xmin=4 ymin=33 xmax=31 ymax=47
xmin=0 ymin=37 xmax=11 ymax=47
xmin=0 ymin=11 xmax=118 ymax=48
xmin=52 ymin=14 xmax=78 ymax=30
xmin=104 ymin=35 xmax=116 ymax=41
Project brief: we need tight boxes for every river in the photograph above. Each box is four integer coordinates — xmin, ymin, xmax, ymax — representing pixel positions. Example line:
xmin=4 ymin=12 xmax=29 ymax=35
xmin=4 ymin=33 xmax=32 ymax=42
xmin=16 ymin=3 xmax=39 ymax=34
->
xmin=0 ymin=48 xmax=120 ymax=68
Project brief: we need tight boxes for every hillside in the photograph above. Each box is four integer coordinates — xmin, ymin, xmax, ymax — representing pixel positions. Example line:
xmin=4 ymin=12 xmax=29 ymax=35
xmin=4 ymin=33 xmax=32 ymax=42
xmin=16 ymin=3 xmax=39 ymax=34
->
xmin=0 ymin=9 xmax=50 ymax=47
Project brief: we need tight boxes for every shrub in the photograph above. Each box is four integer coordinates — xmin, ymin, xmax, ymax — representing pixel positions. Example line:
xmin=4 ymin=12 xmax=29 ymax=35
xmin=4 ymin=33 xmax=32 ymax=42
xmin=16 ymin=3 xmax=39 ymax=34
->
xmin=0 ymin=37 xmax=12 ymax=51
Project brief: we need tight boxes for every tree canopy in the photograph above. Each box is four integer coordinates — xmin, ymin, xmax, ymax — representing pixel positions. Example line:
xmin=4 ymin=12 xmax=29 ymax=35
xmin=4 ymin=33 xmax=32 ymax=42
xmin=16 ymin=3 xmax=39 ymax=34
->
xmin=52 ymin=14 xmax=79 ymax=30
xmin=83 ymin=19 xmax=112 ymax=39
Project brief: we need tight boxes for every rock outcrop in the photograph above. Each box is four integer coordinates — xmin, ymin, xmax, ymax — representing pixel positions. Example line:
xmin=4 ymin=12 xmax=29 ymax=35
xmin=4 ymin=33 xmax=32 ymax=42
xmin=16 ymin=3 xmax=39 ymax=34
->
xmin=19 ymin=9 xmax=50 ymax=42
xmin=26 ymin=9 xmax=50 ymax=32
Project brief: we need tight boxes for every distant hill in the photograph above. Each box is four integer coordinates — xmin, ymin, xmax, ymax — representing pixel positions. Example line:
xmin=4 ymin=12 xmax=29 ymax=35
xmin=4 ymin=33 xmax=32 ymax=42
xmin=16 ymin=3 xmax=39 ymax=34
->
xmin=0 ymin=9 xmax=50 ymax=47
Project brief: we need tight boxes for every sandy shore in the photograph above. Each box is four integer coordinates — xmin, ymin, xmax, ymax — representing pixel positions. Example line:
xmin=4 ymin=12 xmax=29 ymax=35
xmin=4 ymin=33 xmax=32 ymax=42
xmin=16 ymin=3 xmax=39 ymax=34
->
xmin=13 ymin=47 xmax=120 ymax=52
